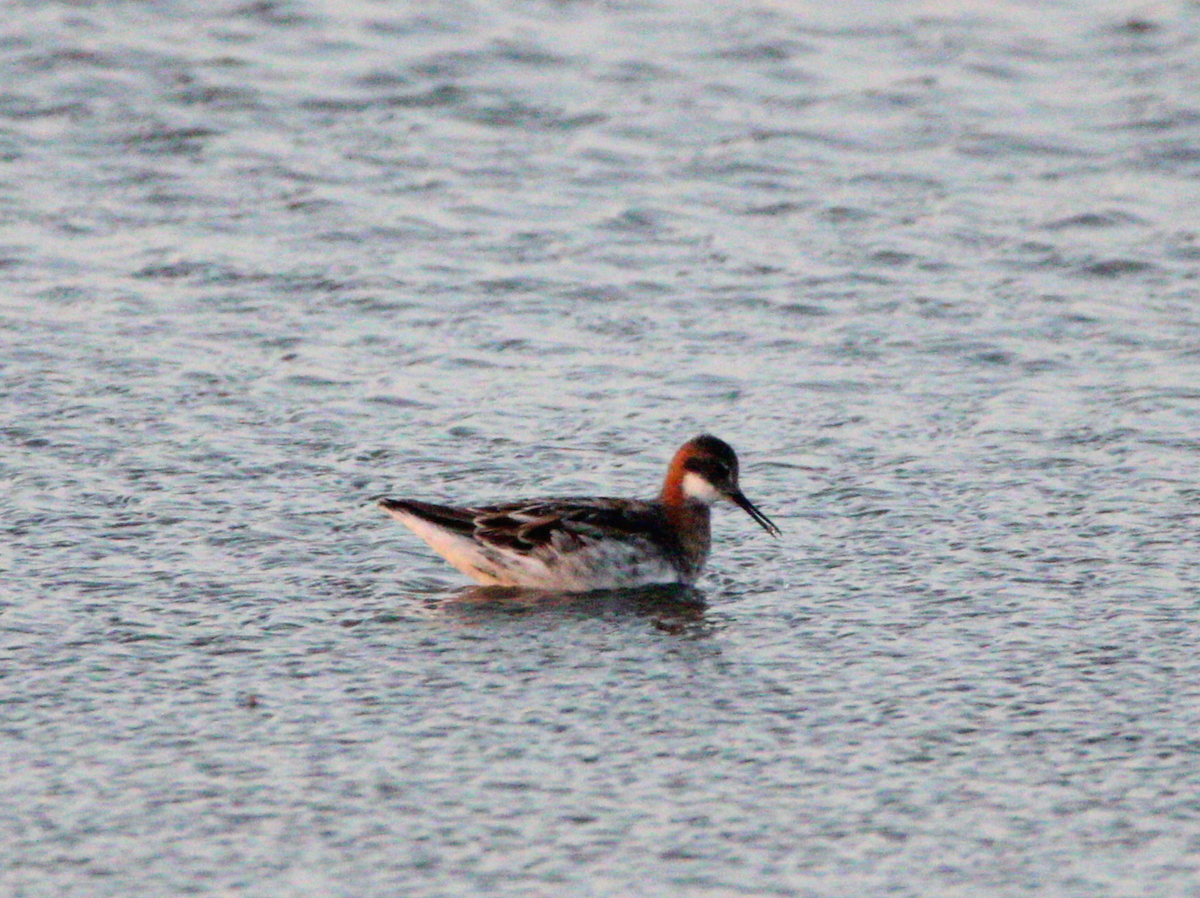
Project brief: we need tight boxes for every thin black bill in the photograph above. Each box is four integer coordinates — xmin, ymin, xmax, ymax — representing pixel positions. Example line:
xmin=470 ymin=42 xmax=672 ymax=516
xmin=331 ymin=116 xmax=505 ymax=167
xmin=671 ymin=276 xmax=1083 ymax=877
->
xmin=730 ymin=490 xmax=782 ymax=537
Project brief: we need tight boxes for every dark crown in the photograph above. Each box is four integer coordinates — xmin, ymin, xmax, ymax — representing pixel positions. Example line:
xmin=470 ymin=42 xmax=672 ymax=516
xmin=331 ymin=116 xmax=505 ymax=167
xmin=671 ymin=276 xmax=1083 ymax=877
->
xmin=682 ymin=434 xmax=739 ymax=481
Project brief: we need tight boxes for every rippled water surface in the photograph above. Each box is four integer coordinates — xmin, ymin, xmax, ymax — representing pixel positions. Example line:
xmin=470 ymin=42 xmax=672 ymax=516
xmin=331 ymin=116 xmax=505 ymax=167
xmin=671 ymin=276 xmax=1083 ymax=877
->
xmin=5 ymin=0 xmax=1200 ymax=895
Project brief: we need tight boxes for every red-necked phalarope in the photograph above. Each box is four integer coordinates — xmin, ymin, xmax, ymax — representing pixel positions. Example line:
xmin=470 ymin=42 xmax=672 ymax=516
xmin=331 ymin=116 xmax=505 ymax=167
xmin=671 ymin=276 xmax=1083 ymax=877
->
xmin=378 ymin=434 xmax=780 ymax=591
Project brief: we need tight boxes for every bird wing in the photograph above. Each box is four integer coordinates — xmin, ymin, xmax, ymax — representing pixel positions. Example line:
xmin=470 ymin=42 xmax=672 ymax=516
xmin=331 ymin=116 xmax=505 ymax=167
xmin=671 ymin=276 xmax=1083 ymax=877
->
xmin=471 ymin=498 xmax=663 ymax=556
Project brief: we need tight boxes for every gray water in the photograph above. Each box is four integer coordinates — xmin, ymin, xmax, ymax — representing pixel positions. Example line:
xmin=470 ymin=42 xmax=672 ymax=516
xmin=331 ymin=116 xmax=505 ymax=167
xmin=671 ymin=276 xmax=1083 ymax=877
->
xmin=4 ymin=0 xmax=1200 ymax=895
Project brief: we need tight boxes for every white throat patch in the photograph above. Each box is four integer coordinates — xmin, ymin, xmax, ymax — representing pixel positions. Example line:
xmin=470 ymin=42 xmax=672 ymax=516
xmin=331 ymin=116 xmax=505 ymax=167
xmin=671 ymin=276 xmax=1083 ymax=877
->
xmin=681 ymin=471 xmax=723 ymax=504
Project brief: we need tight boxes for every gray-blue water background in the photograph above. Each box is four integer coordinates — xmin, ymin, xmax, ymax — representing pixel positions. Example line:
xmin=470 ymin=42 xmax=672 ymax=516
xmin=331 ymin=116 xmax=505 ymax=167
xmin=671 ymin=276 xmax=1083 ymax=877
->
xmin=4 ymin=0 xmax=1200 ymax=895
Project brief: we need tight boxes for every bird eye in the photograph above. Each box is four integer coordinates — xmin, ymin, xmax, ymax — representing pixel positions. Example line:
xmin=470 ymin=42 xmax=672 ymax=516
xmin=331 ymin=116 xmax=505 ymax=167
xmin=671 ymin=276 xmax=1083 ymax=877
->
xmin=685 ymin=457 xmax=732 ymax=480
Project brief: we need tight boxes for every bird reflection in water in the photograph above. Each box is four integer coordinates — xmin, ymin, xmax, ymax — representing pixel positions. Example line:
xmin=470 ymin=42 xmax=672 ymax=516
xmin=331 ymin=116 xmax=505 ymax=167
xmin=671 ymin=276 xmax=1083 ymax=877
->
xmin=418 ymin=583 xmax=712 ymax=634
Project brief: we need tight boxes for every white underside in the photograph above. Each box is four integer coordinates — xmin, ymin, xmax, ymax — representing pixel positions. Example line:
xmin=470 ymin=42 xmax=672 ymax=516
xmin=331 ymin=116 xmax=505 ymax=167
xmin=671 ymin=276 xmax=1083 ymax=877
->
xmin=385 ymin=507 xmax=689 ymax=590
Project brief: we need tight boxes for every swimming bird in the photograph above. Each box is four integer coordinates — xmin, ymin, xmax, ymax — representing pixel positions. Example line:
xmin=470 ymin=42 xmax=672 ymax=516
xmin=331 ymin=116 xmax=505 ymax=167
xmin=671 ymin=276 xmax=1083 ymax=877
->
xmin=378 ymin=434 xmax=780 ymax=591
